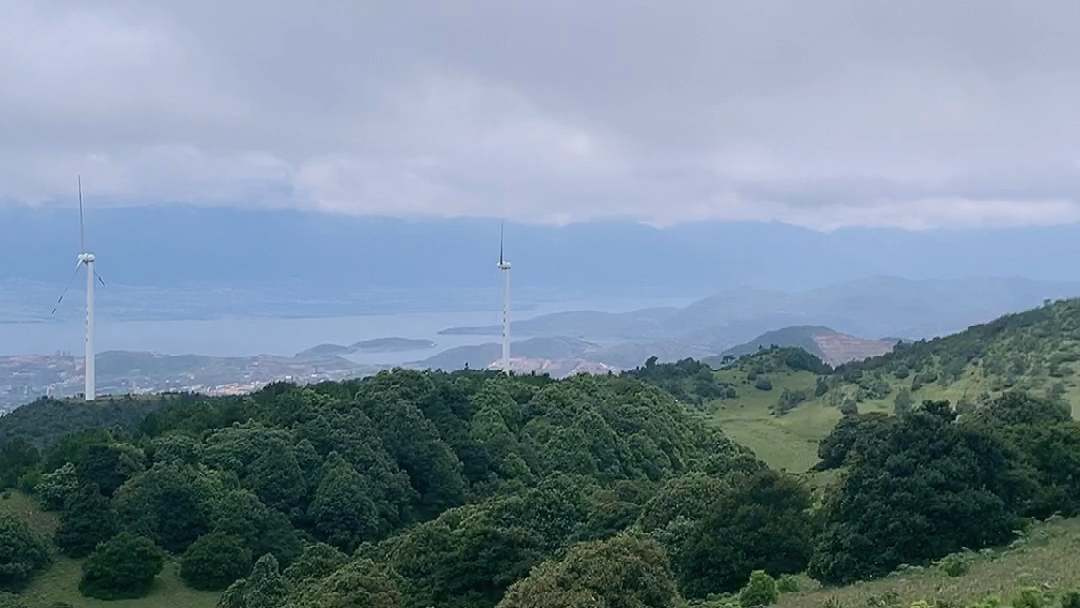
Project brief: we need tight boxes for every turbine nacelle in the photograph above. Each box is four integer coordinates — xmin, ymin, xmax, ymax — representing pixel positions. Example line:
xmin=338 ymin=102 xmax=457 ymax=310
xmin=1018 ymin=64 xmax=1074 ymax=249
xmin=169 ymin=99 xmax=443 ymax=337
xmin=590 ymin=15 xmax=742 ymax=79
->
xmin=497 ymin=261 xmax=511 ymax=270
xmin=78 ymin=253 xmax=95 ymax=263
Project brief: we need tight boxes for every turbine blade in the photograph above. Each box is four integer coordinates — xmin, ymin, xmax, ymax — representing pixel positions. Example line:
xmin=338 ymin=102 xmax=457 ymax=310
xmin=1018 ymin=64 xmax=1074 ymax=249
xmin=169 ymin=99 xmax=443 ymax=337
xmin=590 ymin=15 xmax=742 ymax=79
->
xmin=78 ymin=175 xmax=85 ymax=253
xmin=499 ymin=221 xmax=505 ymax=265
xmin=95 ymin=271 xmax=106 ymax=287
xmin=51 ymin=261 xmax=83 ymax=315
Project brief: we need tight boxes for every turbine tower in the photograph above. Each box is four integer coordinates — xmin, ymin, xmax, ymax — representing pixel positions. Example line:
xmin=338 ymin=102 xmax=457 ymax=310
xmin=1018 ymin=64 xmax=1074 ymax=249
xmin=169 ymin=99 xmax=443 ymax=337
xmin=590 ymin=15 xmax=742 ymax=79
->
xmin=497 ymin=222 xmax=511 ymax=373
xmin=52 ymin=176 xmax=105 ymax=401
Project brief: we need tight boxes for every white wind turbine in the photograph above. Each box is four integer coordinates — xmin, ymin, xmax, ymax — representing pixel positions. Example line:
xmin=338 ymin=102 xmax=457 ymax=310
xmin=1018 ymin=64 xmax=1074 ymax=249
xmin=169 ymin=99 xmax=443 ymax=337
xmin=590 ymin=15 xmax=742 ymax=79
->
xmin=497 ymin=222 xmax=512 ymax=374
xmin=52 ymin=176 xmax=105 ymax=401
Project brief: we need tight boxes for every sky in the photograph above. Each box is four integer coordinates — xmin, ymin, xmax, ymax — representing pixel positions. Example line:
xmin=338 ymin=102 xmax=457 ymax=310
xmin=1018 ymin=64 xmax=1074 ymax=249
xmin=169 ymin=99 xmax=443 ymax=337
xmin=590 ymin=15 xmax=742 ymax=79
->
xmin=4 ymin=1 xmax=1080 ymax=230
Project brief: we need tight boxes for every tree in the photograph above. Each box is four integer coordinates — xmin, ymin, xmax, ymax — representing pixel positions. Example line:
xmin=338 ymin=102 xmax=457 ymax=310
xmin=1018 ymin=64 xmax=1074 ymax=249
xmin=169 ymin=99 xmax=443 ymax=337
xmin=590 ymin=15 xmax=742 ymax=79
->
xmin=247 ymin=449 xmax=307 ymax=519
xmin=674 ymin=470 xmax=813 ymax=597
xmin=809 ymin=405 xmax=1028 ymax=584
xmin=79 ymin=532 xmax=165 ymax=600
xmin=0 ymin=439 xmax=40 ymax=490
xmin=219 ymin=554 xmax=291 ymax=608
xmin=0 ymin=515 xmax=51 ymax=592
xmin=307 ymin=453 xmax=382 ymax=552
xmin=497 ymin=533 xmax=681 ymax=608
xmin=55 ymin=484 xmax=118 ymax=558
xmin=282 ymin=543 xmax=347 ymax=587
xmin=181 ymin=532 xmax=253 ymax=591
xmin=113 ymin=463 xmax=217 ymax=553
xmin=211 ymin=489 xmax=303 ymax=569
xmin=75 ymin=443 xmax=144 ymax=497
xmin=738 ymin=571 xmax=778 ymax=608
xmin=894 ymin=388 xmax=913 ymax=416
xmin=285 ymin=559 xmax=403 ymax=608
xmin=35 ymin=463 xmax=79 ymax=512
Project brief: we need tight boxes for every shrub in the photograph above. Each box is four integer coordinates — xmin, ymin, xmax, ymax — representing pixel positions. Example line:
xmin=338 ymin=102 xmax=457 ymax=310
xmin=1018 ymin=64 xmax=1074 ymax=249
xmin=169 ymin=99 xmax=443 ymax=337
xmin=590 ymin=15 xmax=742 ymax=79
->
xmin=776 ymin=575 xmax=799 ymax=593
xmin=738 ymin=571 xmax=777 ymax=608
xmin=180 ymin=532 xmax=252 ymax=591
xmin=1013 ymin=588 xmax=1048 ymax=608
xmin=1060 ymin=591 xmax=1080 ymax=608
xmin=79 ymin=532 xmax=165 ymax=600
xmin=936 ymin=552 xmax=972 ymax=577
xmin=755 ymin=377 xmax=773 ymax=392
xmin=0 ymin=515 xmax=51 ymax=592
xmin=55 ymin=485 xmax=118 ymax=558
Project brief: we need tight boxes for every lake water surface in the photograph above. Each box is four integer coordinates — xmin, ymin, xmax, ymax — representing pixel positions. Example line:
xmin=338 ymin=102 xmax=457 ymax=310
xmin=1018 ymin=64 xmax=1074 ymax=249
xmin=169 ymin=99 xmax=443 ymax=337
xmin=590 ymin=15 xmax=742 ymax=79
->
xmin=0 ymin=296 xmax=694 ymax=362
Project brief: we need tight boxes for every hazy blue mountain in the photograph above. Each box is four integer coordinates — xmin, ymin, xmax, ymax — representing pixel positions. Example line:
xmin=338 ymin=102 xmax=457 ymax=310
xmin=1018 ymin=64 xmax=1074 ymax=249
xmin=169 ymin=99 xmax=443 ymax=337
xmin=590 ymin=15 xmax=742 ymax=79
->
xmin=441 ymin=277 xmax=1080 ymax=348
xmin=5 ymin=205 xmax=1080 ymax=298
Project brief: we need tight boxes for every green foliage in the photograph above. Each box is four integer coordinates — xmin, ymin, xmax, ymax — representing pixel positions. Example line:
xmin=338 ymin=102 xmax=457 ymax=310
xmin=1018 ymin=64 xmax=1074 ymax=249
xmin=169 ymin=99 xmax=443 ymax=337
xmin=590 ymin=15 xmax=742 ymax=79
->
xmin=308 ymin=452 xmax=382 ymax=552
xmin=78 ymin=531 xmax=165 ymax=600
xmin=282 ymin=543 xmax=347 ymax=586
xmin=936 ymin=551 xmax=974 ymax=577
xmin=0 ymin=515 xmax=50 ymax=592
xmin=672 ymin=470 xmax=813 ymax=597
xmin=496 ymin=533 xmax=681 ymax=608
xmin=815 ymin=378 xmax=830 ymax=397
xmin=180 ymin=532 xmax=253 ymax=591
xmin=0 ymin=395 xmax=183 ymax=449
xmin=775 ymin=575 xmax=799 ymax=593
xmin=34 ymin=463 xmax=78 ymax=512
xmin=54 ymin=484 xmax=118 ymax=558
xmin=114 ymin=462 xmax=218 ymax=553
xmin=738 ymin=570 xmax=778 ymax=608
xmin=626 ymin=357 xmax=737 ymax=405
xmin=219 ymin=554 xmax=291 ymax=608
xmin=1060 ymin=591 xmax=1080 ymax=608
xmin=756 ymin=377 xmax=774 ymax=391
xmin=894 ymin=387 xmax=914 ymax=416
xmin=75 ymin=443 xmax=145 ymax=497
xmin=1013 ymin=588 xmax=1048 ymax=608
xmin=284 ymin=559 xmax=403 ymax=608
xmin=809 ymin=404 xmax=1027 ymax=584
xmin=0 ymin=440 xmax=40 ymax=490
xmin=774 ymin=388 xmax=811 ymax=416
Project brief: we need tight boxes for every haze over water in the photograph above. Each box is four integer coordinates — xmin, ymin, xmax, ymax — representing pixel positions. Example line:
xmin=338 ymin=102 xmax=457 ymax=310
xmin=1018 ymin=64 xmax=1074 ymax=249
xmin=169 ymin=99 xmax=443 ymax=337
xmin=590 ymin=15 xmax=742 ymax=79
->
xmin=0 ymin=296 xmax=695 ymax=361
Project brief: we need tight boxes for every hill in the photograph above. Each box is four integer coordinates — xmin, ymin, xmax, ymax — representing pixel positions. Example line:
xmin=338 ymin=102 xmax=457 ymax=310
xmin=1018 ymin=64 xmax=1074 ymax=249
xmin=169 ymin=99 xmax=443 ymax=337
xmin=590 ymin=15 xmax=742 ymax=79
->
xmin=440 ymin=277 xmax=1080 ymax=349
xmin=700 ymin=298 xmax=1080 ymax=472
xmin=2 ymin=327 xmax=1080 ymax=608
xmin=720 ymin=326 xmax=897 ymax=366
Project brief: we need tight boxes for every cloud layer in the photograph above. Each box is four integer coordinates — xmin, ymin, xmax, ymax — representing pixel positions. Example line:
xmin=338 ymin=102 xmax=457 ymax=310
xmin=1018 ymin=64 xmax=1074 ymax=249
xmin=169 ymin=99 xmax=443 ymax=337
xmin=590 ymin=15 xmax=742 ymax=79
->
xmin=4 ymin=0 xmax=1080 ymax=229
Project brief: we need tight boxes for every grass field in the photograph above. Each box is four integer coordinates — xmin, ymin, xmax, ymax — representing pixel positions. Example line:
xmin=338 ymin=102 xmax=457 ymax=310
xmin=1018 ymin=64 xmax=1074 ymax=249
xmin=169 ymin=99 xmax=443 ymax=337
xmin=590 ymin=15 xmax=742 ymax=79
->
xmin=707 ymin=369 xmax=850 ymax=473
xmin=773 ymin=516 xmax=1080 ymax=608
xmin=706 ymin=362 xmax=1080 ymax=474
xmin=0 ymin=491 xmax=219 ymax=608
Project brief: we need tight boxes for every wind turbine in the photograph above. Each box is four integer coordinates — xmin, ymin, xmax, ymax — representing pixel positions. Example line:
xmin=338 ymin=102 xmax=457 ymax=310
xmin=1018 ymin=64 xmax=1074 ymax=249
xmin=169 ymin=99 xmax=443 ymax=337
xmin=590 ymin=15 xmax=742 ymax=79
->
xmin=497 ymin=222 xmax=512 ymax=374
xmin=52 ymin=176 xmax=105 ymax=401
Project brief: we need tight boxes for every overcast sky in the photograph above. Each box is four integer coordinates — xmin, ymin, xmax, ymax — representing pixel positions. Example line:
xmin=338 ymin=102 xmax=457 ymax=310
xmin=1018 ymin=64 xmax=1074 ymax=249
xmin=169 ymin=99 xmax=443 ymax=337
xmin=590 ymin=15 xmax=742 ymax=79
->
xmin=3 ymin=1 xmax=1080 ymax=230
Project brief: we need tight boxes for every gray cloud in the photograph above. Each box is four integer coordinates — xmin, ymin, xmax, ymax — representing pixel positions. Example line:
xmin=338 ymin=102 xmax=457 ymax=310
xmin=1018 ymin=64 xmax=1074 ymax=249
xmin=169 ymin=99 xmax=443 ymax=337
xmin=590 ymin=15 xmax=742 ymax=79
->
xmin=3 ymin=0 xmax=1080 ymax=229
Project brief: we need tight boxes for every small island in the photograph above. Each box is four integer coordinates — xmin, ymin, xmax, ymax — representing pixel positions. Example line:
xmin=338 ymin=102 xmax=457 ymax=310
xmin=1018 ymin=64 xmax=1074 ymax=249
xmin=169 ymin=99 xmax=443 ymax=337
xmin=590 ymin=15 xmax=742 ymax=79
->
xmin=352 ymin=337 xmax=437 ymax=353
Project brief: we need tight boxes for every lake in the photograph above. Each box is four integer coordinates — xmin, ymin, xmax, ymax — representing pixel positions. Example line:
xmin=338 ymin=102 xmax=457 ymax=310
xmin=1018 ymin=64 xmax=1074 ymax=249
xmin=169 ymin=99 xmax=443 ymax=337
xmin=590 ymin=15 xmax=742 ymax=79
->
xmin=0 ymin=295 xmax=695 ymax=363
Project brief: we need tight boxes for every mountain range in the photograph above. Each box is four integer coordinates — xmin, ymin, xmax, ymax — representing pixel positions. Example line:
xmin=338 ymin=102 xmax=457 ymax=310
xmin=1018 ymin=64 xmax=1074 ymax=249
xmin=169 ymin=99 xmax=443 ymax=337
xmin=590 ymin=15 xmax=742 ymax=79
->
xmin=441 ymin=276 xmax=1080 ymax=346
xmin=4 ymin=205 xmax=1080 ymax=299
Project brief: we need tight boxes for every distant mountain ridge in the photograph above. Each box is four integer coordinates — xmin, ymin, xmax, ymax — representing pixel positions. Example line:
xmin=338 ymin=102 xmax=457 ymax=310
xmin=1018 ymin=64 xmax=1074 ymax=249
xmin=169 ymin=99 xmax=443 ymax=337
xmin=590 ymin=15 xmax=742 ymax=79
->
xmin=5 ymin=205 xmax=1080 ymax=297
xmin=440 ymin=276 xmax=1080 ymax=349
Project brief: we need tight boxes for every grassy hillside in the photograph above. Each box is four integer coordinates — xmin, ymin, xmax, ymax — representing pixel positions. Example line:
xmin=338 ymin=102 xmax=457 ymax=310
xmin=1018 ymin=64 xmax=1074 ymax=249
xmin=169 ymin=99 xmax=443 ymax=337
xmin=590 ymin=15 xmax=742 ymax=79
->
xmin=773 ymin=516 xmax=1080 ymax=608
xmin=705 ymin=299 xmax=1080 ymax=472
xmin=0 ymin=491 xmax=218 ymax=608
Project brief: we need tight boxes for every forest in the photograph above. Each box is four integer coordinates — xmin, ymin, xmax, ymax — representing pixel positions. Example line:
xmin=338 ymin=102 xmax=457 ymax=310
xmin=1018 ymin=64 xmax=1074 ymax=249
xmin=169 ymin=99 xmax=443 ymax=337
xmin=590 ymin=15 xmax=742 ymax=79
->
xmin=1 ymin=301 xmax=1080 ymax=608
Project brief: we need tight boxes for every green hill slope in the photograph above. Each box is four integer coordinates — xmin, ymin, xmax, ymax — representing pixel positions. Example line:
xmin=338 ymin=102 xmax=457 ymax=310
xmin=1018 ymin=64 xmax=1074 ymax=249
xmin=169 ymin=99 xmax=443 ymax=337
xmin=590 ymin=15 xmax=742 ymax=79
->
xmin=701 ymin=298 xmax=1080 ymax=473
